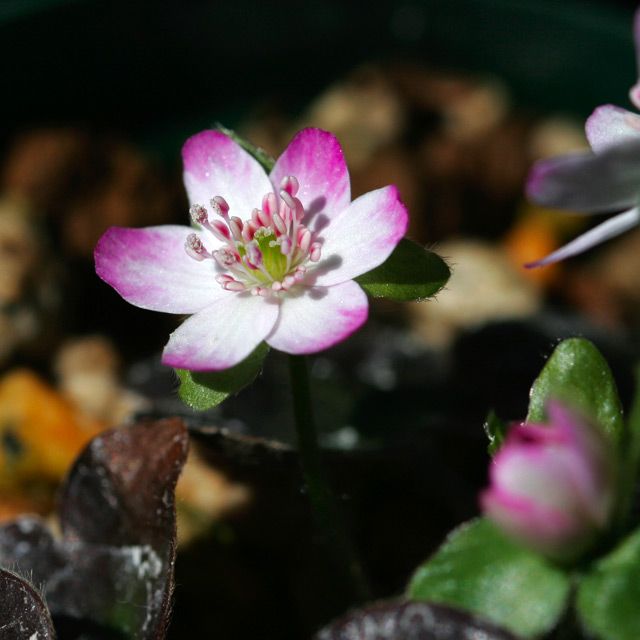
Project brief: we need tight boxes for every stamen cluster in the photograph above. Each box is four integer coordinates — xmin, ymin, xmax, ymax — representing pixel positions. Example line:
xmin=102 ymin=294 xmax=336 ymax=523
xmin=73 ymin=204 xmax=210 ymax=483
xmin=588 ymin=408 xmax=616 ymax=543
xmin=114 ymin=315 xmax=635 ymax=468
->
xmin=184 ymin=175 xmax=321 ymax=297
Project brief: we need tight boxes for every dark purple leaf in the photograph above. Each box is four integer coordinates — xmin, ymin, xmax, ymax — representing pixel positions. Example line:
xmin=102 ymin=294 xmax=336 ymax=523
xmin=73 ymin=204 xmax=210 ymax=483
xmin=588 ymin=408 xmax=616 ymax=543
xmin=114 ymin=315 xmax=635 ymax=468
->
xmin=190 ymin=424 xmax=296 ymax=476
xmin=0 ymin=417 xmax=188 ymax=639
xmin=60 ymin=417 xmax=187 ymax=548
xmin=0 ymin=567 xmax=55 ymax=639
xmin=315 ymin=600 xmax=518 ymax=640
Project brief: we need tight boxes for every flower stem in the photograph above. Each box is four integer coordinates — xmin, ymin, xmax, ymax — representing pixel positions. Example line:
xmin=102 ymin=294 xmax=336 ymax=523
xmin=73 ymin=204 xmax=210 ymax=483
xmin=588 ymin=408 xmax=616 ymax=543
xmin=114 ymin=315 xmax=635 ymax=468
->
xmin=288 ymin=354 xmax=370 ymax=603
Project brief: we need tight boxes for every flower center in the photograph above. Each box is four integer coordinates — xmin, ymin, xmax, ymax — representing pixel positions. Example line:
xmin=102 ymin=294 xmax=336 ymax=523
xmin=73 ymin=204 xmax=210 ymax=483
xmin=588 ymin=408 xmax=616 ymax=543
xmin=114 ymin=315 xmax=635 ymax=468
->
xmin=184 ymin=175 xmax=322 ymax=297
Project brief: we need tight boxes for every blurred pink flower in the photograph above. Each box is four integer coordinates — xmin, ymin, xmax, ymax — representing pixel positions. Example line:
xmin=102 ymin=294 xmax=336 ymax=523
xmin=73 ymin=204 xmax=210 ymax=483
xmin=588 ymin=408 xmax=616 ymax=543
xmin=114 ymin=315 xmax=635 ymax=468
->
xmin=95 ymin=128 xmax=407 ymax=371
xmin=481 ymin=401 xmax=615 ymax=559
xmin=526 ymin=9 xmax=640 ymax=266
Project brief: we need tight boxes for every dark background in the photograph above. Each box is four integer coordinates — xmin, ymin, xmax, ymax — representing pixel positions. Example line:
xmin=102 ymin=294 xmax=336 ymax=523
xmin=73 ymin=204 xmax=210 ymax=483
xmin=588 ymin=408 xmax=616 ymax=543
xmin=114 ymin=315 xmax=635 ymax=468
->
xmin=2 ymin=0 xmax=638 ymax=153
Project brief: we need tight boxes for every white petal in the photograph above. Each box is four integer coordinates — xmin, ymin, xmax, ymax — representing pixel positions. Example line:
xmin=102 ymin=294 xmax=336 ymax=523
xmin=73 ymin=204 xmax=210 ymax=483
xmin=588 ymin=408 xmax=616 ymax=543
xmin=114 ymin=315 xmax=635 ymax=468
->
xmin=586 ymin=105 xmax=640 ymax=153
xmin=527 ymin=141 xmax=640 ymax=213
xmin=95 ymin=225 xmax=226 ymax=314
xmin=270 ymin=128 xmax=351 ymax=229
xmin=307 ymin=185 xmax=408 ymax=287
xmin=527 ymin=207 xmax=640 ymax=267
xmin=182 ymin=130 xmax=274 ymax=219
xmin=162 ymin=293 xmax=279 ymax=371
xmin=266 ymin=281 xmax=368 ymax=354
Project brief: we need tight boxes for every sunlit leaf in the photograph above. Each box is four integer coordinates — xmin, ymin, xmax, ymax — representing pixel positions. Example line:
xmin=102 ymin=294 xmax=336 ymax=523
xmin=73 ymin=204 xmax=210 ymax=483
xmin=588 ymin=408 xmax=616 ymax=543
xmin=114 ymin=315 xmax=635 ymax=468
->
xmin=356 ymin=238 xmax=450 ymax=302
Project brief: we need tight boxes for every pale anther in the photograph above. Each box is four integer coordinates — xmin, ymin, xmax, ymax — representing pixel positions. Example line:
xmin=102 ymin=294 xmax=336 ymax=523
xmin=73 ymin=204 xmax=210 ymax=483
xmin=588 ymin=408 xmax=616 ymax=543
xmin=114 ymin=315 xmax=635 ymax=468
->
xmin=190 ymin=204 xmax=209 ymax=226
xmin=210 ymin=196 xmax=230 ymax=217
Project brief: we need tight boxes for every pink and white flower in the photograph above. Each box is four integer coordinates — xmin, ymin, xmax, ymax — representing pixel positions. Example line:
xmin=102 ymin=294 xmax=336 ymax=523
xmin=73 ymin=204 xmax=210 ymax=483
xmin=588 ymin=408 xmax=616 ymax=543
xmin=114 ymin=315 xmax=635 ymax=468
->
xmin=526 ymin=9 xmax=640 ymax=266
xmin=481 ymin=401 xmax=615 ymax=559
xmin=94 ymin=128 xmax=408 ymax=371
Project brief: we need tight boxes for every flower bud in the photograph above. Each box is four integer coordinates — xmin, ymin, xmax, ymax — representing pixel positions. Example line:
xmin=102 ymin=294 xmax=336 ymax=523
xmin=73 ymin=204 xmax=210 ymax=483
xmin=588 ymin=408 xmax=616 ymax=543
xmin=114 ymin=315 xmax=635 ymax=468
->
xmin=480 ymin=400 xmax=615 ymax=560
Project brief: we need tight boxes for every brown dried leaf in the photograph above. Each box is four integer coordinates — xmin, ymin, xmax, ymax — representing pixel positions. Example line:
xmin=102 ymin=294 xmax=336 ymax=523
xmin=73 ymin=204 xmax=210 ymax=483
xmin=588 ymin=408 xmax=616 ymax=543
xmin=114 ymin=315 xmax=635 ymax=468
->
xmin=0 ymin=567 xmax=55 ymax=640
xmin=0 ymin=417 xmax=188 ymax=639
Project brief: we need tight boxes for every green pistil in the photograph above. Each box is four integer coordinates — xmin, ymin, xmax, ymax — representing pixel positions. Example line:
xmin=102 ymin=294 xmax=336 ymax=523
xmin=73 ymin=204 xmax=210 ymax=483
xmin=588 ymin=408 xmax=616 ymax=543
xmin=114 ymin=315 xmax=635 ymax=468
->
xmin=254 ymin=230 xmax=288 ymax=281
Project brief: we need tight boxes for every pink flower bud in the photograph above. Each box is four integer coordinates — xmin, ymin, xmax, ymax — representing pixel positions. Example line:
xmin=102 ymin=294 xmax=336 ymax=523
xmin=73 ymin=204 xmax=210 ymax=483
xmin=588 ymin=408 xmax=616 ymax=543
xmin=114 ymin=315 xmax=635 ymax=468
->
xmin=480 ymin=401 xmax=615 ymax=560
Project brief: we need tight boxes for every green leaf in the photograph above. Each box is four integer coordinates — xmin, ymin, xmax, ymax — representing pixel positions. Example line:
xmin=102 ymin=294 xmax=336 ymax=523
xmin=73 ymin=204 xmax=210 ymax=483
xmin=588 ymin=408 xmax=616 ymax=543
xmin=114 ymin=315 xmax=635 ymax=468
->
xmin=355 ymin=238 xmax=450 ymax=302
xmin=484 ymin=410 xmax=508 ymax=456
xmin=216 ymin=124 xmax=275 ymax=172
xmin=407 ymin=519 xmax=571 ymax=638
xmin=526 ymin=338 xmax=623 ymax=443
xmin=577 ymin=526 xmax=640 ymax=640
xmin=176 ymin=342 xmax=269 ymax=411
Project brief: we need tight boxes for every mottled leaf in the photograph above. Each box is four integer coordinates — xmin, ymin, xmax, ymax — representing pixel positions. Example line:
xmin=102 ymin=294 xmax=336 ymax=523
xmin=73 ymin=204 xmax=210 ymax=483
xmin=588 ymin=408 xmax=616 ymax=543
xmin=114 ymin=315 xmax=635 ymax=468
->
xmin=527 ymin=338 xmax=623 ymax=442
xmin=176 ymin=342 xmax=269 ymax=411
xmin=0 ymin=417 xmax=189 ymax=639
xmin=577 ymin=526 xmax=640 ymax=640
xmin=315 ymin=600 xmax=517 ymax=640
xmin=355 ymin=238 xmax=450 ymax=302
xmin=190 ymin=424 xmax=295 ymax=473
xmin=0 ymin=567 xmax=55 ymax=640
xmin=407 ymin=519 xmax=570 ymax=638
xmin=60 ymin=417 xmax=187 ymax=548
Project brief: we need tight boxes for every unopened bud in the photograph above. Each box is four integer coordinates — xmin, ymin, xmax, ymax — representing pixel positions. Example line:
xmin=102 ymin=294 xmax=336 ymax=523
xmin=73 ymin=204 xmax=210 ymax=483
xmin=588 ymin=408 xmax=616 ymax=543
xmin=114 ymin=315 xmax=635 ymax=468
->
xmin=481 ymin=400 xmax=615 ymax=560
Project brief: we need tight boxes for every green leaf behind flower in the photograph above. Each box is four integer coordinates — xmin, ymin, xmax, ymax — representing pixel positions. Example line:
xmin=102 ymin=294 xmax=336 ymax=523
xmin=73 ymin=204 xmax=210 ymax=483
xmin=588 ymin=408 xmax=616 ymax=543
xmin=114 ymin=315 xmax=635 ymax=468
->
xmin=526 ymin=338 xmax=623 ymax=443
xmin=577 ymin=526 xmax=640 ymax=640
xmin=355 ymin=238 xmax=450 ymax=302
xmin=176 ymin=342 xmax=269 ymax=411
xmin=407 ymin=518 xmax=570 ymax=638
xmin=216 ymin=124 xmax=275 ymax=172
